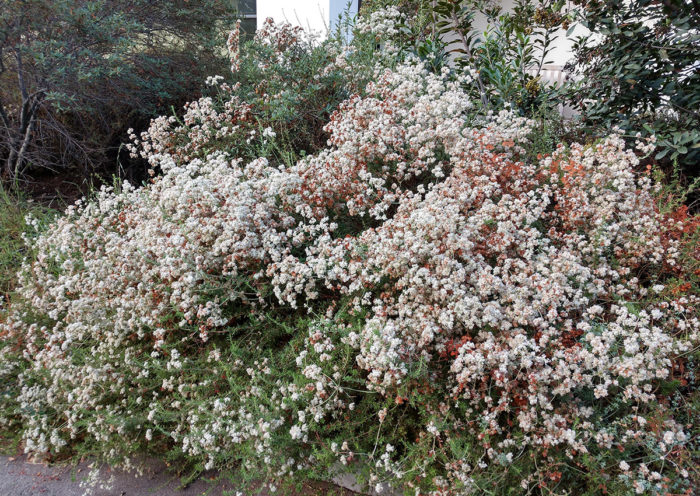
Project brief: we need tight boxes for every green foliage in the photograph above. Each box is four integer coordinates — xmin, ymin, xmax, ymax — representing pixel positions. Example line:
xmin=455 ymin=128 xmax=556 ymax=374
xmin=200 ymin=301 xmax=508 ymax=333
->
xmin=566 ymin=0 xmax=700 ymax=175
xmin=132 ymin=23 xmax=379 ymax=176
xmin=0 ymin=186 xmax=55 ymax=454
xmin=0 ymin=186 xmax=55 ymax=295
xmin=231 ymin=34 xmax=359 ymax=163
xmin=432 ymin=0 xmax=570 ymax=117
xmin=0 ymin=0 xmax=241 ymax=180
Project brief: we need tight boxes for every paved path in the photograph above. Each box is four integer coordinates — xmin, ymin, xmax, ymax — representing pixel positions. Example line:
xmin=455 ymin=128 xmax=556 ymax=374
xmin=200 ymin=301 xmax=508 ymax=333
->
xmin=0 ymin=455 xmax=355 ymax=496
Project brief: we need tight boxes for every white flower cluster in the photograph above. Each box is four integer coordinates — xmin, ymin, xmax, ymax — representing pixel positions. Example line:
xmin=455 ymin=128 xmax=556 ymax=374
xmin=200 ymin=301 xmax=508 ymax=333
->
xmin=126 ymin=88 xmax=253 ymax=166
xmin=355 ymin=6 xmax=404 ymax=56
xmin=356 ymin=6 xmax=403 ymax=38
xmin=227 ymin=20 xmax=242 ymax=73
xmin=1 ymin=20 xmax=697 ymax=493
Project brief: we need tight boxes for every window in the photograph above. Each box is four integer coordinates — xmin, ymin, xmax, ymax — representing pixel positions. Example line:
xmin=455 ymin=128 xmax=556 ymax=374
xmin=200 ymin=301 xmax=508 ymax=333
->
xmin=234 ymin=0 xmax=256 ymax=38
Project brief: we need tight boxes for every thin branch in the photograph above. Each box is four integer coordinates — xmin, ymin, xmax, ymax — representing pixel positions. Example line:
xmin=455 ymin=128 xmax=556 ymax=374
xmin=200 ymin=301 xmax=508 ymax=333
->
xmin=13 ymin=109 xmax=36 ymax=177
xmin=0 ymin=97 xmax=10 ymax=130
xmin=450 ymin=11 xmax=488 ymax=107
xmin=14 ymin=49 xmax=28 ymax=101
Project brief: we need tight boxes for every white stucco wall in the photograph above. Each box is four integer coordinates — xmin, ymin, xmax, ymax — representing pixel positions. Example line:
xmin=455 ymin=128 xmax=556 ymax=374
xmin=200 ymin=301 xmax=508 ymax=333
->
xmin=257 ymin=0 xmax=359 ymax=37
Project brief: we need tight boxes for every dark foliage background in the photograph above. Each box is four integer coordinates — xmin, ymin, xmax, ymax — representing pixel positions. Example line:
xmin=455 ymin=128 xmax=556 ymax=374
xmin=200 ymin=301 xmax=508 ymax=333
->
xmin=0 ymin=0 xmax=246 ymax=187
xmin=566 ymin=0 xmax=699 ymax=179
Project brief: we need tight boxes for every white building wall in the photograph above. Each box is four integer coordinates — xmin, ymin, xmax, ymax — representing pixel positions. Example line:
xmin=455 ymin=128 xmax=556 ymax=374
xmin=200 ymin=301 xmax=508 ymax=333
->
xmin=257 ymin=0 xmax=359 ymax=37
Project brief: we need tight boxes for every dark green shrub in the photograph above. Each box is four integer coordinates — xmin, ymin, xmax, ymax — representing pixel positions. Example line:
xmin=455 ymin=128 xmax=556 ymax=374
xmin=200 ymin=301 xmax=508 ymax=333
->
xmin=0 ymin=0 xmax=242 ymax=182
xmin=566 ymin=0 xmax=700 ymax=177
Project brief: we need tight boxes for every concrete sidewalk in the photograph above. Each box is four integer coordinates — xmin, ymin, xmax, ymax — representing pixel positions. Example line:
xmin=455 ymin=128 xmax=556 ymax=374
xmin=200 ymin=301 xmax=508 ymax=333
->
xmin=0 ymin=455 xmax=354 ymax=496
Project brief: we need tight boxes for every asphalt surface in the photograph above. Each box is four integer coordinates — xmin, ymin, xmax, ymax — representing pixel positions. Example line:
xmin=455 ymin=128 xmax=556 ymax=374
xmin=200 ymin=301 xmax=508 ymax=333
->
xmin=0 ymin=455 xmax=356 ymax=496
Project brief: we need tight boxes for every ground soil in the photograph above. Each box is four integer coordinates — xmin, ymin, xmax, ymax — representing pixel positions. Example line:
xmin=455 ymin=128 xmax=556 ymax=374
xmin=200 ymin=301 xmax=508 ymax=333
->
xmin=0 ymin=454 xmax=356 ymax=496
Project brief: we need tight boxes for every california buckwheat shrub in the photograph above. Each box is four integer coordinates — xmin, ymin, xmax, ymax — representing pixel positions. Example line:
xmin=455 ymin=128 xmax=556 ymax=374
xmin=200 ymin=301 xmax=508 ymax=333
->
xmin=1 ymin=11 xmax=698 ymax=496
